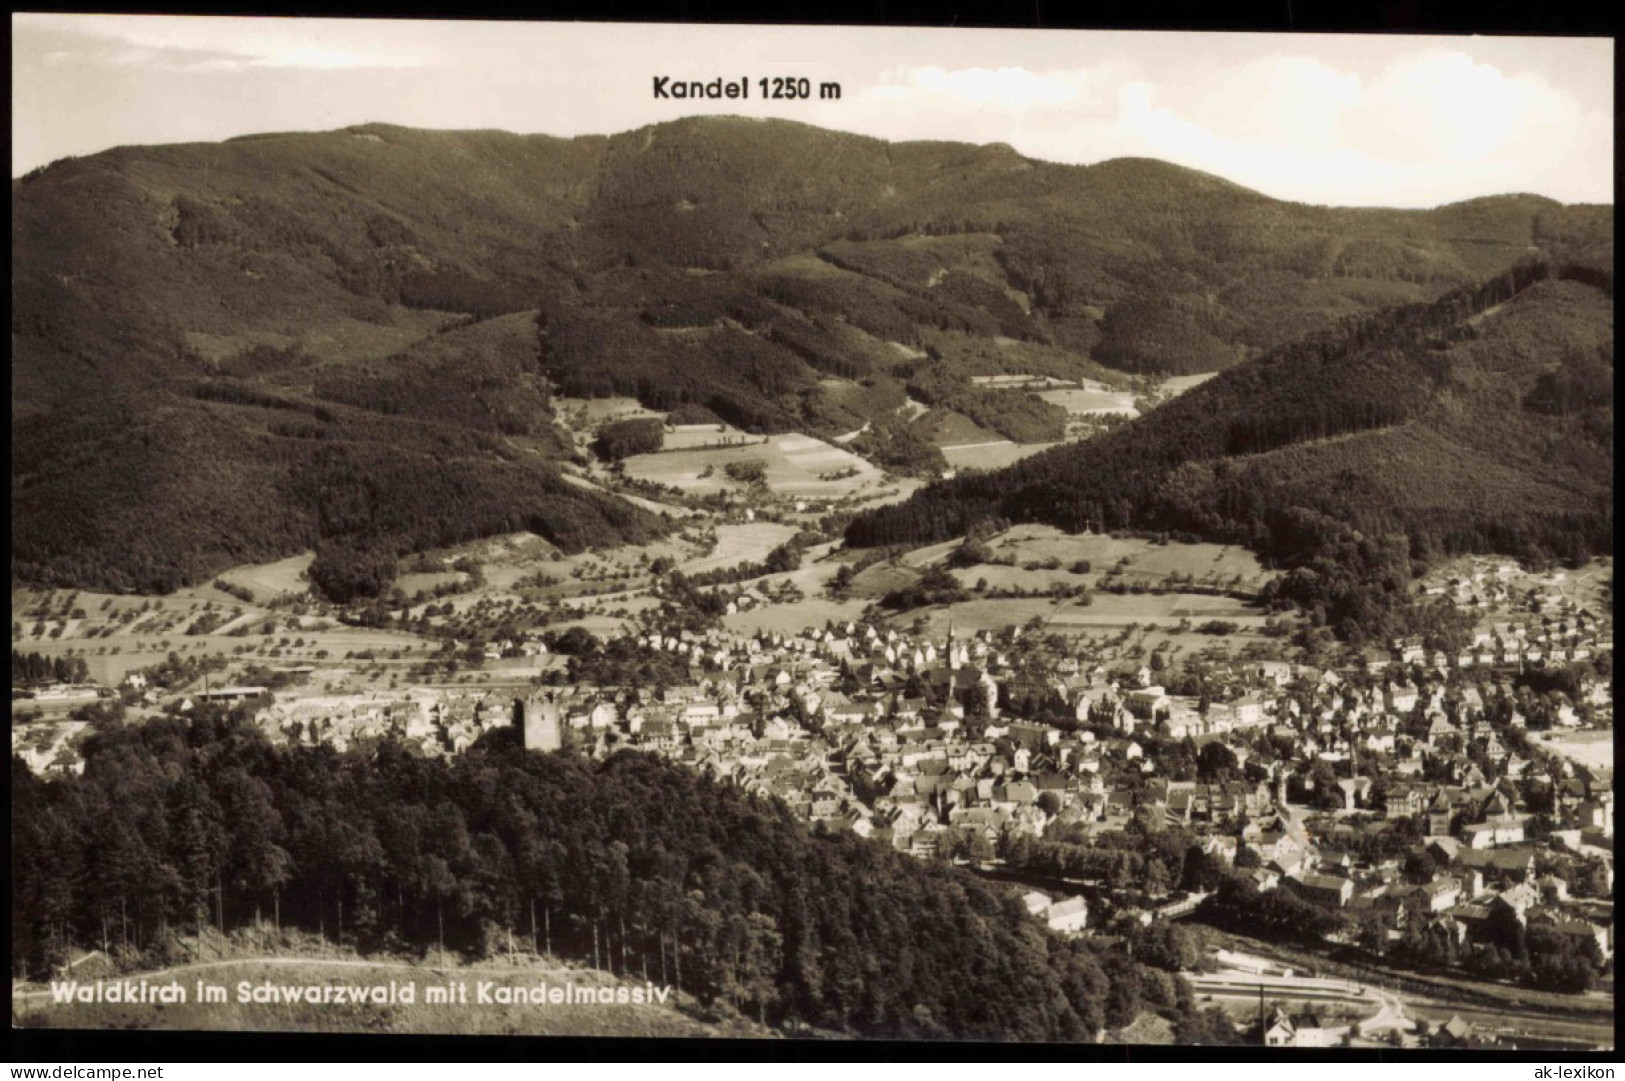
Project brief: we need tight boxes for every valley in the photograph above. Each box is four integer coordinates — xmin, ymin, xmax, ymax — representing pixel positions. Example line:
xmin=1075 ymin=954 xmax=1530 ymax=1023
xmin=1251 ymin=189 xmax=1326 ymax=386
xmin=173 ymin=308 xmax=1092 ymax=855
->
xmin=10 ymin=116 xmax=1613 ymax=1047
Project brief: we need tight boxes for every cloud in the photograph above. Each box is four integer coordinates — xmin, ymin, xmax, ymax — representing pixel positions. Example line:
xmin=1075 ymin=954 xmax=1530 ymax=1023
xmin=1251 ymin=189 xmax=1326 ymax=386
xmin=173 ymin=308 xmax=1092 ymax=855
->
xmin=869 ymin=65 xmax=1116 ymax=112
xmin=11 ymin=20 xmax=1610 ymax=205
xmin=1343 ymin=49 xmax=1579 ymax=163
xmin=19 ymin=14 xmax=439 ymax=71
xmin=843 ymin=49 xmax=1609 ymax=206
xmin=863 ymin=63 xmax=1125 ymax=119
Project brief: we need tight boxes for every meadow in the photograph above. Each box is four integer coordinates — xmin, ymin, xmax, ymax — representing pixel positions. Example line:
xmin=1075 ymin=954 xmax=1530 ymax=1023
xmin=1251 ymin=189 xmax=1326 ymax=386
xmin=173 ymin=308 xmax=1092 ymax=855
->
xmin=623 ymin=434 xmax=885 ymax=498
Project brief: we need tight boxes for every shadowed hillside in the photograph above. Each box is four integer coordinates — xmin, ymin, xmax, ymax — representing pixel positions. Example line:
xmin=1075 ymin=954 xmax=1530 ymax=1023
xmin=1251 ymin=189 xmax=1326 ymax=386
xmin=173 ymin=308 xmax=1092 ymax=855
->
xmin=846 ymin=260 xmax=1613 ymax=641
xmin=12 ymin=117 xmax=1612 ymax=597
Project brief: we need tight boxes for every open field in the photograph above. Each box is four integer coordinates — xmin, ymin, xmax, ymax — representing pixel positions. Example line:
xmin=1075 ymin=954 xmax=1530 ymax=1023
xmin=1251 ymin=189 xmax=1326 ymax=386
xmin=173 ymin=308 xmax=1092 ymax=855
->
xmin=1048 ymin=592 xmax=1268 ymax=625
xmin=847 ymin=560 xmax=932 ymax=601
xmin=552 ymin=396 xmax=665 ymax=425
xmin=911 ymin=409 xmax=999 ymax=448
xmin=878 ymin=591 xmax=1274 ymax=664
xmin=1038 ymin=383 xmax=1138 ymax=417
xmin=396 ymin=571 xmax=467 ymax=594
xmin=558 ymin=470 xmax=695 ymax=518
xmin=660 ymin=424 xmax=763 ymax=451
xmin=13 ymin=954 xmax=760 ymax=1038
xmin=185 ymin=305 xmax=452 ymax=369
xmin=850 ymin=526 xmax=1274 ymax=596
xmin=841 ymin=478 xmax=928 ymax=512
xmin=678 ymin=522 xmax=800 ymax=576
xmin=623 ymin=434 xmax=885 ymax=498
xmin=20 ymin=632 xmax=436 ymax=687
xmin=13 ymin=583 xmax=438 ymax=685
xmin=1160 ymin=373 xmax=1219 ymax=397
xmin=215 ymin=553 xmax=316 ymax=600
xmin=1534 ymin=729 xmax=1614 ymax=772
xmin=985 ymin=525 xmax=1275 ymax=592
xmin=543 ymin=603 xmax=661 ymax=638
xmin=892 ymin=598 xmax=1062 ymax=636
xmin=942 ymin=441 xmax=1056 ymax=470
xmin=722 ymin=597 xmax=873 ymax=637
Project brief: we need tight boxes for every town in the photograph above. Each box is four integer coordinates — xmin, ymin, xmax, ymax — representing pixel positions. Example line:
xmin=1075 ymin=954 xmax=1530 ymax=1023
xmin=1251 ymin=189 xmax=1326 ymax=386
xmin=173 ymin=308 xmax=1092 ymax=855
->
xmin=13 ymin=530 xmax=1613 ymax=1048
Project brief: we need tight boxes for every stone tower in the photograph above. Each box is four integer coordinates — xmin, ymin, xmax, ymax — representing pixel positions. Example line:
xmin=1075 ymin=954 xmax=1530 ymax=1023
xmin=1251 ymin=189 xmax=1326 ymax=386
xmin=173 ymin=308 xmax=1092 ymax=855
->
xmin=517 ymin=693 xmax=562 ymax=752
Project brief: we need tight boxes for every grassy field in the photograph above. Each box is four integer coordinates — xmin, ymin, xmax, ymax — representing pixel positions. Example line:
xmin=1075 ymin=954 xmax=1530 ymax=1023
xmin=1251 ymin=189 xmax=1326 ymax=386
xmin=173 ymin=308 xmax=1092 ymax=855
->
xmin=623 ymin=434 xmax=885 ymax=498
xmin=853 ymin=533 xmax=1276 ymax=663
xmin=678 ymin=523 xmax=800 ymax=576
xmin=1160 ymin=373 xmax=1219 ymax=396
xmin=13 ymin=583 xmax=436 ymax=685
xmin=847 ymin=560 xmax=929 ymax=601
xmin=1534 ymin=730 xmax=1614 ymax=771
xmin=893 ymin=598 xmax=1065 ymax=636
xmin=395 ymin=571 xmax=467 ymax=594
xmin=661 ymin=425 xmax=762 ymax=451
xmin=1038 ymin=384 xmax=1138 ymax=417
xmin=722 ymin=597 xmax=873 ymax=637
xmin=13 ymin=954 xmax=762 ymax=1038
xmin=185 ymin=305 xmax=450 ymax=368
xmin=557 ymin=471 xmax=695 ymax=519
xmin=848 ymin=527 xmax=1274 ymax=600
xmin=942 ymin=442 xmax=1056 ymax=470
xmin=911 ymin=409 xmax=999 ymax=448
xmin=552 ymin=396 xmax=665 ymax=425
xmin=215 ymin=553 xmax=316 ymax=600
xmin=987 ymin=526 xmax=1275 ymax=592
xmin=1048 ymin=593 xmax=1268 ymax=625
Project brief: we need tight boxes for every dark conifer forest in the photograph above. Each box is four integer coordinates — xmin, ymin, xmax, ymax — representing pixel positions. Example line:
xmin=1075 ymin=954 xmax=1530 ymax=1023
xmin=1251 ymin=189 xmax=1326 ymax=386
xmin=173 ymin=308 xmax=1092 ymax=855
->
xmin=846 ymin=262 xmax=1613 ymax=642
xmin=10 ymin=710 xmax=1230 ymax=1042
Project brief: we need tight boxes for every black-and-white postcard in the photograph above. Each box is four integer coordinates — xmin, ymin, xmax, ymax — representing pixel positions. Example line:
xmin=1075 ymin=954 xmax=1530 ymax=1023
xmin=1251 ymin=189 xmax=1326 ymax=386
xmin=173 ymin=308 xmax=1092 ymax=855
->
xmin=10 ymin=14 xmax=1614 ymax=1053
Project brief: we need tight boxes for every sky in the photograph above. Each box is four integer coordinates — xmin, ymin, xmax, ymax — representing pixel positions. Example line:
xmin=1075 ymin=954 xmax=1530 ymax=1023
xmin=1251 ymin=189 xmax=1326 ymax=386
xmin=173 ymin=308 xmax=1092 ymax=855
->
xmin=11 ymin=15 xmax=1614 ymax=207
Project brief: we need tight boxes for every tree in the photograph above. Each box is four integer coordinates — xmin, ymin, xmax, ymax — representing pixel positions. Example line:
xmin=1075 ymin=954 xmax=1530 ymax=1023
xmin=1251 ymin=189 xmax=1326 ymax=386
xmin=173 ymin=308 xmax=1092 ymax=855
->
xmin=593 ymin=418 xmax=663 ymax=461
xmin=1196 ymin=741 xmax=1238 ymax=783
xmin=1403 ymin=849 xmax=1437 ymax=885
xmin=960 ymin=680 xmax=992 ymax=720
xmin=723 ymin=460 xmax=767 ymax=484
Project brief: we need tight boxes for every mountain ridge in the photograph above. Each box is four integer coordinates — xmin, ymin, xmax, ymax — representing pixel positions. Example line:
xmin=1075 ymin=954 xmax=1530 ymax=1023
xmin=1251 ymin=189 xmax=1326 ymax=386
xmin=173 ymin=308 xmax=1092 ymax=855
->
xmin=11 ymin=117 xmax=1613 ymax=599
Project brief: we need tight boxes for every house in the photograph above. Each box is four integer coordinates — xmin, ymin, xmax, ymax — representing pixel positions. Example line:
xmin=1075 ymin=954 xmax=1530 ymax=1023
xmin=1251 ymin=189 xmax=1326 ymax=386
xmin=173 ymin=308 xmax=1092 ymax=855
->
xmin=1432 ymin=1014 xmax=1474 ymax=1048
xmin=1462 ymin=821 xmax=1525 ymax=849
xmin=1537 ymin=917 xmax=1612 ymax=960
xmin=1426 ymin=837 xmax=1461 ymax=866
xmin=1021 ymin=891 xmax=1053 ymax=918
xmin=1418 ymin=876 xmax=1463 ymax=913
xmin=1291 ymin=873 xmax=1354 ymax=908
xmin=1046 ymin=896 xmax=1089 ymax=934
xmin=1263 ymin=1008 xmax=1296 ymax=1047
xmin=1456 ymin=848 xmax=1535 ymax=884
xmin=1125 ymin=687 xmax=1171 ymax=720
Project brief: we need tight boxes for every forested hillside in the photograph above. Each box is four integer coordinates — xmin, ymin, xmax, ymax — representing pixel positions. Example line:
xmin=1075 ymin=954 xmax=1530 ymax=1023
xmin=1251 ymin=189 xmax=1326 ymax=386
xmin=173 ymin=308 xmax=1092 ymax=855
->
xmin=847 ymin=260 xmax=1614 ymax=642
xmin=12 ymin=117 xmax=1611 ymax=596
xmin=10 ymin=710 xmax=1232 ymax=1042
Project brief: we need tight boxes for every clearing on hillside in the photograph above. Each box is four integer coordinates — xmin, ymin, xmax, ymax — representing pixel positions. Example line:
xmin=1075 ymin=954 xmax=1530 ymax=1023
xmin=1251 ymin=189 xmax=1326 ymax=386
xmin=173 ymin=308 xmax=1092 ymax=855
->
xmin=622 ymin=434 xmax=885 ymax=498
xmin=942 ymin=442 xmax=1056 ymax=470
xmin=1037 ymin=383 xmax=1138 ymax=417
xmin=984 ymin=526 xmax=1275 ymax=594
xmin=215 ymin=552 xmax=316 ymax=599
xmin=678 ymin=522 xmax=800 ymax=576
